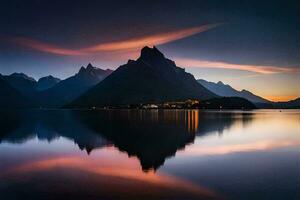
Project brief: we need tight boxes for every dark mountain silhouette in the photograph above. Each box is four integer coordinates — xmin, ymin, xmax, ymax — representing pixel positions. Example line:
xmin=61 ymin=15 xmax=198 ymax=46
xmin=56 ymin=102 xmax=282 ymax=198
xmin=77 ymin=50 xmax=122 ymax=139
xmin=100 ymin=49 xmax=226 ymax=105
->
xmin=0 ymin=109 xmax=253 ymax=171
xmin=78 ymin=110 xmax=253 ymax=171
xmin=68 ymin=46 xmax=217 ymax=108
xmin=2 ymin=73 xmax=37 ymax=98
xmin=39 ymin=63 xmax=113 ymax=107
xmin=36 ymin=75 xmax=61 ymax=91
xmin=0 ymin=110 xmax=110 ymax=153
xmin=7 ymin=72 xmax=35 ymax=82
xmin=0 ymin=75 xmax=32 ymax=108
xmin=0 ymin=64 xmax=112 ymax=107
xmin=78 ymin=110 xmax=196 ymax=171
xmin=273 ymin=97 xmax=300 ymax=108
xmin=0 ymin=109 xmax=236 ymax=171
xmin=198 ymin=79 xmax=270 ymax=104
xmin=1 ymin=73 xmax=60 ymax=96
xmin=0 ymin=50 xmax=297 ymax=109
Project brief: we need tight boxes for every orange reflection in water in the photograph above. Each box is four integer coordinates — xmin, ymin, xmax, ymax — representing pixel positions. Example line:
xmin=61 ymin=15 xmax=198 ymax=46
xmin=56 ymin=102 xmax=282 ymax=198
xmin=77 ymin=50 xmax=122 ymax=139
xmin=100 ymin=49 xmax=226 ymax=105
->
xmin=180 ymin=139 xmax=300 ymax=156
xmin=186 ymin=110 xmax=199 ymax=134
xmin=180 ymin=111 xmax=300 ymax=156
xmin=107 ymin=109 xmax=200 ymax=134
xmin=3 ymin=147 xmax=218 ymax=200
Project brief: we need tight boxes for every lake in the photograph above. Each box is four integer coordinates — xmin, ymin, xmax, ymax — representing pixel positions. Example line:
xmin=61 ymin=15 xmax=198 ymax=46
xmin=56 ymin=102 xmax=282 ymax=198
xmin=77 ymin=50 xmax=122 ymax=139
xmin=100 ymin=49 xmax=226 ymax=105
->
xmin=0 ymin=109 xmax=299 ymax=200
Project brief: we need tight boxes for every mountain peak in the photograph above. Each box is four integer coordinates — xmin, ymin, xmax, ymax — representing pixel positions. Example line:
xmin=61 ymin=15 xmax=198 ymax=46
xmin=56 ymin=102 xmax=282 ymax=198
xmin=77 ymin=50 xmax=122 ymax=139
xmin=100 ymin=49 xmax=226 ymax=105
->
xmin=78 ymin=66 xmax=86 ymax=73
xmin=76 ymin=63 xmax=113 ymax=82
xmin=36 ymin=75 xmax=61 ymax=91
xmin=198 ymin=79 xmax=270 ymax=104
xmin=10 ymin=73 xmax=36 ymax=82
xmin=86 ymin=63 xmax=94 ymax=70
xmin=127 ymin=59 xmax=135 ymax=64
xmin=68 ymin=47 xmax=217 ymax=108
xmin=139 ymin=46 xmax=165 ymax=60
xmin=241 ymin=89 xmax=250 ymax=93
xmin=38 ymin=75 xmax=60 ymax=82
xmin=78 ymin=63 xmax=100 ymax=75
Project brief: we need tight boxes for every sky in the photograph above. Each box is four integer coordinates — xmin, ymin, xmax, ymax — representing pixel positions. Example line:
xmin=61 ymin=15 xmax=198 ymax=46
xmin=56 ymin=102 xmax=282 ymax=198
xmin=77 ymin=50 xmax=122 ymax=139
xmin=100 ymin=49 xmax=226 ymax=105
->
xmin=0 ymin=0 xmax=299 ymax=101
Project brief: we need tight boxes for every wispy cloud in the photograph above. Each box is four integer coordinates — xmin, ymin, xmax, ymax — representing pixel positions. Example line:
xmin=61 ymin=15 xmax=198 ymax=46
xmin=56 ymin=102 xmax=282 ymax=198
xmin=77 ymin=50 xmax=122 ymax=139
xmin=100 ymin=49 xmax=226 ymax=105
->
xmin=174 ymin=58 xmax=300 ymax=74
xmin=12 ymin=37 xmax=85 ymax=56
xmin=82 ymin=23 xmax=221 ymax=52
xmin=11 ymin=23 xmax=221 ymax=56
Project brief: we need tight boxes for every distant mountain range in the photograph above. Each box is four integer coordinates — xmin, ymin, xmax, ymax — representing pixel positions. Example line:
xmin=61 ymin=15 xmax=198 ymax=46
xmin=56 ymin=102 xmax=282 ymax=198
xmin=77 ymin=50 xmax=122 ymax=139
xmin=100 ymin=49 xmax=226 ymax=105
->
xmin=2 ymin=73 xmax=37 ymax=98
xmin=0 ymin=64 xmax=112 ymax=107
xmin=0 ymin=75 xmax=31 ymax=108
xmin=273 ymin=98 xmax=300 ymax=109
xmin=68 ymin=46 xmax=217 ymax=108
xmin=198 ymin=79 xmax=271 ymax=104
xmin=197 ymin=79 xmax=300 ymax=108
xmin=39 ymin=63 xmax=113 ymax=107
xmin=0 ymin=46 xmax=299 ymax=109
xmin=3 ymin=73 xmax=61 ymax=93
xmin=36 ymin=76 xmax=61 ymax=91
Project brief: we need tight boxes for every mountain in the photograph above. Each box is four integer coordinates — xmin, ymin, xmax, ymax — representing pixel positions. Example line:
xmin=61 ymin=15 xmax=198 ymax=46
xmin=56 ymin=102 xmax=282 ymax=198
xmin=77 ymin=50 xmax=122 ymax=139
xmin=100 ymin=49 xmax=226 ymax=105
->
xmin=36 ymin=75 xmax=61 ymax=91
xmin=273 ymin=97 xmax=300 ymax=108
xmin=2 ymin=73 xmax=37 ymax=97
xmin=7 ymin=72 xmax=36 ymax=82
xmin=68 ymin=46 xmax=217 ymax=108
xmin=0 ymin=75 xmax=31 ymax=108
xmin=40 ymin=63 xmax=113 ymax=107
xmin=198 ymin=79 xmax=270 ymax=104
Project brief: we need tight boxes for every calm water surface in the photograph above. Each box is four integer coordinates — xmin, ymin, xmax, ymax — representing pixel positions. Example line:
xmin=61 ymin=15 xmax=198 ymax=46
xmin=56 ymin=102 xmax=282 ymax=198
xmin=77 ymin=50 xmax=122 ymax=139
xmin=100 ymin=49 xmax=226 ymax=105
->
xmin=0 ymin=109 xmax=299 ymax=200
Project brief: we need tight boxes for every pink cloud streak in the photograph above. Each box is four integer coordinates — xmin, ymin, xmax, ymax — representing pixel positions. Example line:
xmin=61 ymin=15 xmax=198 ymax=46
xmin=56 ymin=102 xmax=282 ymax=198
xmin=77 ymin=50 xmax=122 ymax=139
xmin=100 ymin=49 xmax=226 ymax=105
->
xmin=12 ymin=37 xmax=85 ymax=56
xmin=12 ymin=23 xmax=221 ymax=56
xmin=174 ymin=58 xmax=300 ymax=74
xmin=82 ymin=23 xmax=221 ymax=52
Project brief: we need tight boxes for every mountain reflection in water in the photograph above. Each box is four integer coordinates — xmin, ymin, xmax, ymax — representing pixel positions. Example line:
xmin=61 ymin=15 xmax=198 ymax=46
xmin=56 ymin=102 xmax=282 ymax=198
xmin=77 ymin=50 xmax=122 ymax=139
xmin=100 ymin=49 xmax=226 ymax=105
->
xmin=1 ymin=110 xmax=300 ymax=200
xmin=0 ymin=109 xmax=246 ymax=171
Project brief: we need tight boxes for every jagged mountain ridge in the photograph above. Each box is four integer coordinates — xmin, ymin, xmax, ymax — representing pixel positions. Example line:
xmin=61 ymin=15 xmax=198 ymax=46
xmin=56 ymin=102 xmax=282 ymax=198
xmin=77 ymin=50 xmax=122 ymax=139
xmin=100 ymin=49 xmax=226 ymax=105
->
xmin=198 ymin=79 xmax=271 ymax=104
xmin=0 ymin=64 xmax=112 ymax=107
xmin=39 ymin=63 xmax=113 ymax=107
xmin=2 ymin=73 xmax=37 ymax=98
xmin=68 ymin=46 xmax=217 ymax=108
xmin=0 ymin=75 xmax=32 ymax=108
xmin=36 ymin=76 xmax=61 ymax=91
xmin=273 ymin=97 xmax=300 ymax=108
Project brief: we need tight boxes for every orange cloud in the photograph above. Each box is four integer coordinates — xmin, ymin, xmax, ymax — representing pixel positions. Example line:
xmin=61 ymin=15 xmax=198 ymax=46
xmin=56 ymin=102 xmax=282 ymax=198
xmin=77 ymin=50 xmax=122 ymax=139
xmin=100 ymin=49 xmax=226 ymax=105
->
xmin=12 ymin=23 xmax=221 ymax=56
xmin=12 ymin=37 xmax=85 ymax=56
xmin=82 ymin=23 xmax=221 ymax=52
xmin=174 ymin=58 xmax=300 ymax=74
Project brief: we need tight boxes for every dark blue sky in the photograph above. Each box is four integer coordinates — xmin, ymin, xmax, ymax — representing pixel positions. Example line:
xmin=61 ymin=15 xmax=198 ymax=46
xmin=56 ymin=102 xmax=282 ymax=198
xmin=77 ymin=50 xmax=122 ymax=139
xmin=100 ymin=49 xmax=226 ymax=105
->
xmin=0 ymin=0 xmax=299 ymax=101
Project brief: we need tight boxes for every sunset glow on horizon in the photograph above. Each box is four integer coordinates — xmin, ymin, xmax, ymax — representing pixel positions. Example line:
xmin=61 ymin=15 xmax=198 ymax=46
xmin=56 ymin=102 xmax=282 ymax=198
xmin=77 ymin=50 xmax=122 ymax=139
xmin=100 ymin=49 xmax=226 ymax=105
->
xmin=1 ymin=2 xmax=300 ymax=200
xmin=264 ymin=95 xmax=299 ymax=102
xmin=1 ymin=1 xmax=299 ymax=101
